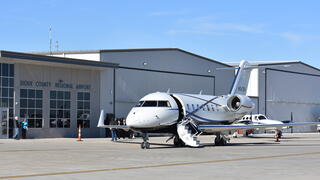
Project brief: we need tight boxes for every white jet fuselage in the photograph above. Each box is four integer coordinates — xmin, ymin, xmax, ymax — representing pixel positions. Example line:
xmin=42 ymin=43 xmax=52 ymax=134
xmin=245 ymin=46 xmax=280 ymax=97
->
xmin=126 ymin=92 xmax=255 ymax=131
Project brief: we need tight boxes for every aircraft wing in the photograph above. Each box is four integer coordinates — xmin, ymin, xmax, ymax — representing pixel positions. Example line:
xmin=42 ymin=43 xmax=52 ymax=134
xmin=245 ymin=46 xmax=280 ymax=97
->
xmin=97 ymin=124 xmax=131 ymax=131
xmin=198 ymin=122 xmax=320 ymax=133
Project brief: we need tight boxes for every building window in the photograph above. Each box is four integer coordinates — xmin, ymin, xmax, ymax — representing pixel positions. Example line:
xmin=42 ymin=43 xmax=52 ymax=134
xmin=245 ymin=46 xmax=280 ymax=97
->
xmin=0 ymin=63 xmax=14 ymax=125
xmin=50 ymin=91 xmax=71 ymax=128
xmin=77 ymin=92 xmax=90 ymax=128
xmin=20 ymin=89 xmax=43 ymax=128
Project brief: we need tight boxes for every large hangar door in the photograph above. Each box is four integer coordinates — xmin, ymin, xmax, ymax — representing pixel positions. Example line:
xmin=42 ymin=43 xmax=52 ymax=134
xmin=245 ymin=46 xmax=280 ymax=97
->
xmin=115 ymin=68 xmax=215 ymax=118
xmin=266 ymin=69 xmax=320 ymax=132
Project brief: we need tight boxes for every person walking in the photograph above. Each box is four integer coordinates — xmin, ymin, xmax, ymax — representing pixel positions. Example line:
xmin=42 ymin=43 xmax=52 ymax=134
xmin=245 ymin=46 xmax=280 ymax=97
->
xmin=21 ymin=117 xmax=28 ymax=139
xmin=13 ymin=116 xmax=21 ymax=140
xmin=110 ymin=118 xmax=118 ymax=141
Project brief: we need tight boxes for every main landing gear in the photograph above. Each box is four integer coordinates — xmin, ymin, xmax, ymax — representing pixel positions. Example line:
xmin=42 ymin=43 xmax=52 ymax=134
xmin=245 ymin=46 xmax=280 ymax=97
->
xmin=214 ymin=134 xmax=230 ymax=146
xmin=141 ymin=133 xmax=150 ymax=149
xmin=274 ymin=130 xmax=282 ymax=142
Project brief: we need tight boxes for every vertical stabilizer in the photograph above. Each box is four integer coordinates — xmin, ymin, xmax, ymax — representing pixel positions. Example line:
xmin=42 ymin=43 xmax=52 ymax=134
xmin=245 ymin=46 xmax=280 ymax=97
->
xmin=229 ymin=60 xmax=252 ymax=95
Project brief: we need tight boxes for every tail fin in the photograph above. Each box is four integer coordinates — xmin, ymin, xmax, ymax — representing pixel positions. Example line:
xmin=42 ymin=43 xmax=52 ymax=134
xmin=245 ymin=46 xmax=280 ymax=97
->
xmin=229 ymin=60 xmax=252 ymax=95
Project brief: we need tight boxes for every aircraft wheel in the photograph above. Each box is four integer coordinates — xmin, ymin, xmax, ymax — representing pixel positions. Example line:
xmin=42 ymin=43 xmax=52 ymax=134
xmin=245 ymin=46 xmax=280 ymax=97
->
xmin=221 ymin=139 xmax=226 ymax=146
xmin=141 ymin=142 xmax=145 ymax=149
xmin=215 ymin=137 xmax=226 ymax=146
xmin=145 ymin=142 xmax=150 ymax=149
xmin=141 ymin=142 xmax=150 ymax=149
xmin=214 ymin=137 xmax=220 ymax=146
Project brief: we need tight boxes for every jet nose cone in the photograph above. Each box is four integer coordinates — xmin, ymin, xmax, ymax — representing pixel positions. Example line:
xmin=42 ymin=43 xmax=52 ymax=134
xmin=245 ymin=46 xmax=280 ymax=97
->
xmin=126 ymin=111 xmax=136 ymax=127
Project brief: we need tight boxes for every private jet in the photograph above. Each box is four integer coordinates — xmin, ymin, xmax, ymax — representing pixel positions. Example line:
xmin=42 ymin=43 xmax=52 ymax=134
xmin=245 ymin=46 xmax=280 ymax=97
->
xmin=232 ymin=114 xmax=289 ymax=137
xmin=98 ymin=60 xmax=320 ymax=149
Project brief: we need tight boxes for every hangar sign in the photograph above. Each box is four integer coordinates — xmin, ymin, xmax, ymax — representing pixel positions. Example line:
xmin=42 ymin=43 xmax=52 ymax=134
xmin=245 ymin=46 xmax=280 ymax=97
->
xmin=20 ymin=80 xmax=91 ymax=90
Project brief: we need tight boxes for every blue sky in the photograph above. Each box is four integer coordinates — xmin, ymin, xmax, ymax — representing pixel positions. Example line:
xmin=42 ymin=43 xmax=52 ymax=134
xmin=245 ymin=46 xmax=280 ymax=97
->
xmin=1 ymin=0 xmax=320 ymax=68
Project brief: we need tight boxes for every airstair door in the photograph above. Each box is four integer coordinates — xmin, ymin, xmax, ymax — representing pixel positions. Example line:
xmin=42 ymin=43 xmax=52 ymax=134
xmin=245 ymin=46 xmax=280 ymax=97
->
xmin=0 ymin=108 xmax=9 ymax=139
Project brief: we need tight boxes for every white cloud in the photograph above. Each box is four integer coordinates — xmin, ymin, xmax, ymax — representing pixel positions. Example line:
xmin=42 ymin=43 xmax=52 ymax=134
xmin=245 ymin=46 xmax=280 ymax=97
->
xmin=280 ymin=32 xmax=320 ymax=45
xmin=167 ymin=16 xmax=264 ymax=35
xmin=280 ymin=32 xmax=305 ymax=44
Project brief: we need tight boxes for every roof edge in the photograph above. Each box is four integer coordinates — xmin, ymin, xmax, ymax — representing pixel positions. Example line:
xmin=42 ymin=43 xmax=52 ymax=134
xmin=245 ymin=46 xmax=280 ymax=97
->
xmin=227 ymin=61 xmax=320 ymax=73
xmin=31 ymin=49 xmax=101 ymax=55
xmin=0 ymin=50 xmax=119 ymax=68
xmin=29 ymin=48 xmax=231 ymax=67
xmin=101 ymin=48 xmax=232 ymax=67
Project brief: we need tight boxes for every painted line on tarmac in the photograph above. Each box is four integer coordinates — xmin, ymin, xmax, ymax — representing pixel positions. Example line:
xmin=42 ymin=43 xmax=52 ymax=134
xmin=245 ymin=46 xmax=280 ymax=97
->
xmin=1 ymin=151 xmax=320 ymax=179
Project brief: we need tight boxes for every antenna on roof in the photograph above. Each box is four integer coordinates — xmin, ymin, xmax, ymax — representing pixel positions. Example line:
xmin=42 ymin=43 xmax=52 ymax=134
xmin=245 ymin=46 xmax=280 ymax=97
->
xmin=49 ymin=26 xmax=52 ymax=55
xmin=55 ymin=40 xmax=59 ymax=51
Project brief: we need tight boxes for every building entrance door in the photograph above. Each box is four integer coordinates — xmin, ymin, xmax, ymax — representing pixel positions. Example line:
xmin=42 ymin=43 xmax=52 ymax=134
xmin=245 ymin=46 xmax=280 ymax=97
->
xmin=0 ymin=108 xmax=9 ymax=139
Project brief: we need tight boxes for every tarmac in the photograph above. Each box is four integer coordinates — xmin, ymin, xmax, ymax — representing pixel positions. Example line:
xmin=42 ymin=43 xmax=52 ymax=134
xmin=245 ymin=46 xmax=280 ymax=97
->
xmin=0 ymin=133 xmax=320 ymax=180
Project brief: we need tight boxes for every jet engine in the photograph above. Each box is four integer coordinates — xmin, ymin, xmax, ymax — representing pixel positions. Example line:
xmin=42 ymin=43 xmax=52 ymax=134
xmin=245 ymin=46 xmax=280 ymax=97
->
xmin=227 ymin=95 xmax=254 ymax=112
xmin=227 ymin=95 xmax=241 ymax=111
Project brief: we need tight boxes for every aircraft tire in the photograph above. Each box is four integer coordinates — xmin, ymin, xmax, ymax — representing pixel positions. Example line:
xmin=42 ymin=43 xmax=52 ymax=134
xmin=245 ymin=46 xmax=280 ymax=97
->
xmin=141 ymin=142 xmax=145 ymax=149
xmin=215 ymin=137 xmax=226 ymax=146
xmin=141 ymin=142 xmax=150 ymax=149
xmin=145 ymin=142 xmax=150 ymax=149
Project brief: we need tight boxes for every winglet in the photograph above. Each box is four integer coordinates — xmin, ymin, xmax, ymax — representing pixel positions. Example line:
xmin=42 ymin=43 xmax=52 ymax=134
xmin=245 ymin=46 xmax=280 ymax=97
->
xmin=97 ymin=109 xmax=106 ymax=127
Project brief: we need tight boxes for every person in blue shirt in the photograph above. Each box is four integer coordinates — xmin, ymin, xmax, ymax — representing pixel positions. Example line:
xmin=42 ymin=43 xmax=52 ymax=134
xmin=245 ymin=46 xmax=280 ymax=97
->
xmin=21 ymin=118 xmax=28 ymax=139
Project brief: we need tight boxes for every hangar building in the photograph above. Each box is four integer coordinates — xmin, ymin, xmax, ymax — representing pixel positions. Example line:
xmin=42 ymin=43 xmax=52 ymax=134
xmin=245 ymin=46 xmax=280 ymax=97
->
xmin=0 ymin=49 xmax=234 ymax=138
xmin=229 ymin=61 xmax=320 ymax=132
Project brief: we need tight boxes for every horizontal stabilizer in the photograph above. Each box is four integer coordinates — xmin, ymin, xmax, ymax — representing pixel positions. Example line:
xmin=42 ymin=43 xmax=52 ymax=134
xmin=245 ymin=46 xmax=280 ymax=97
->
xmin=97 ymin=109 xmax=130 ymax=130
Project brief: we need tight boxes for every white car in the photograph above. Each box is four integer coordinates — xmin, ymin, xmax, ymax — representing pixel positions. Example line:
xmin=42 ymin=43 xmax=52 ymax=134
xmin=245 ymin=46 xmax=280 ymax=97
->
xmin=317 ymin=124 xmax=320 ymax=132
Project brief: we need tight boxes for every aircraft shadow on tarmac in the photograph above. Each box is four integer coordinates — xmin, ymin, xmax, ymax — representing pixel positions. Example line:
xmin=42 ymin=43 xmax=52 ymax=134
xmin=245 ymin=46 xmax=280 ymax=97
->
xmin=114 ymin=138 xmax=320 ymax=149
xmin=242 ymin=136 xmax=304 ymax=139
xmin=113 ymin=139 xmax=316 ymax=149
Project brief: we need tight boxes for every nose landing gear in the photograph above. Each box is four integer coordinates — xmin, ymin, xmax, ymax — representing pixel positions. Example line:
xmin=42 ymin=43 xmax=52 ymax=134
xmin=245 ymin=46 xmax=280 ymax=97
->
xmin=141 ymin=133 xmax=150 ymax=149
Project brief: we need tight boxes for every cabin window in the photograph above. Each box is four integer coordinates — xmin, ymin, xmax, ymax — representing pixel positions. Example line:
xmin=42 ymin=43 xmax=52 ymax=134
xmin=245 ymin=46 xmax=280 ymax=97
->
xmin=258 ymin=115 xmax=266 ymax=120
xmin=187 ymin=104 xmax=190 ymax=110
xmin=135 ymin=101 xmax=144 ymax=107
xmin=192 ymin=104 xmax=195 ymax=110
xmin=142 ymin=101 xmax=157 ymax=107
xmin=211 ymin=105 xmax=215 ymax=111
xmin=158 ymin=101 xmax=171 ymax=107
xmin=196 ymin=104 xmax=200 ymax=110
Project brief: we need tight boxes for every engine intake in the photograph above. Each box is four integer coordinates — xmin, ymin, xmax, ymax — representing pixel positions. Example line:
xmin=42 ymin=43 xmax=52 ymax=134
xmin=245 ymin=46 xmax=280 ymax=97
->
xmin=227 ymin=95 xmax=241 ymax=111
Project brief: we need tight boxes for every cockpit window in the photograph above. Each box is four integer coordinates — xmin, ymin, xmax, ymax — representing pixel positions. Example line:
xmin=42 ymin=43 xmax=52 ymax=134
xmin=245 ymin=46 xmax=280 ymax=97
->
xmin=136 ymin=100 xmax=171 ymax=107
xmin=135 ymin=101 xmax=144 ymax=107
xmin=142 ymin=101 xmax=157 ymax=107
xmin=158 ymin=101 xmax=171 ymax=107
xmin=258 ymin=115 xmax=266 ymax=120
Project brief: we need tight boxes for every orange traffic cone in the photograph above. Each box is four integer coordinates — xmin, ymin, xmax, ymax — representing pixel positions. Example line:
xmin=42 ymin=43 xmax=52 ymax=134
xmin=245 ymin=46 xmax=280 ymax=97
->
xmin=77 ymin=125 xmax=82 ymax=141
